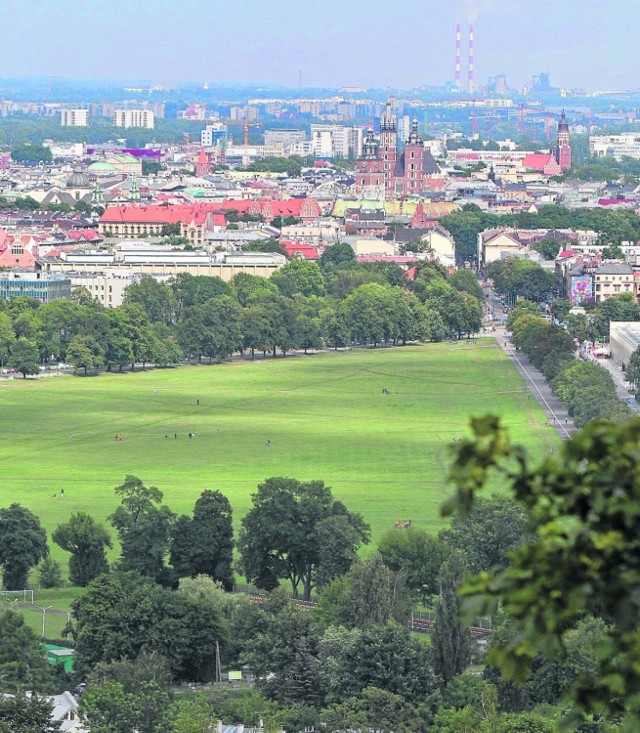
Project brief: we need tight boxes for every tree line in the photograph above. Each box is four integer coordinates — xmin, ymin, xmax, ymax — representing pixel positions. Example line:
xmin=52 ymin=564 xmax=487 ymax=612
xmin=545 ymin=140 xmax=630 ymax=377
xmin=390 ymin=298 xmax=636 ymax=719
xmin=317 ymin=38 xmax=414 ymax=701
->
xmin=0 ymin=244 xmax=486 ymax=378
xmin=441 ymin=202 xmax=640 ymax=263
xmin=1 ymin=460 xmax=619 ymax=731
xmin=507 ymin=298 xmax=630 ymax=427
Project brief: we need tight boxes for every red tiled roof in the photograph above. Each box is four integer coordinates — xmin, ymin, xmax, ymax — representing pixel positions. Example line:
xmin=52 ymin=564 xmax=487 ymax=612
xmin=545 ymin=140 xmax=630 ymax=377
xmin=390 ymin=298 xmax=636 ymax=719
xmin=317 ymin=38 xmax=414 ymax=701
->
xmin=100 ymin=204 xmax=226 ymax=228
xmin=283 ymin=242 xmax=320 ymax=260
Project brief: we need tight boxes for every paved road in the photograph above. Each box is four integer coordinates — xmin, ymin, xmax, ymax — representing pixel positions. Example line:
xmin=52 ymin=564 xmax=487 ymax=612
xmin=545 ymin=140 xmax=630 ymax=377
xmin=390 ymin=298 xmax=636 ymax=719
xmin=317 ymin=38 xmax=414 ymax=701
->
xmin=484 ymin=286 xmax=577 ymax=439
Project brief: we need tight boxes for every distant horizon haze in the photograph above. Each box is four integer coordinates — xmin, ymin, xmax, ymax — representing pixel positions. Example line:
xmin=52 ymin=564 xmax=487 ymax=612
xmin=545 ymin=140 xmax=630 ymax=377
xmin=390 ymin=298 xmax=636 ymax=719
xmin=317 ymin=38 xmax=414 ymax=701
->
xmin=0 ymin=0 xmax=636 ymax=92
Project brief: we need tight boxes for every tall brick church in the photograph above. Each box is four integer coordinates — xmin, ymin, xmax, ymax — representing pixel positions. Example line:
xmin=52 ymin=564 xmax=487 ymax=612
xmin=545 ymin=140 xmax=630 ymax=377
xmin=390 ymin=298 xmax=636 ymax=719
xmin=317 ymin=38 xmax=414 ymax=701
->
xmin=555 ymin=110 xmax=571 ymax=171
xmin=354 ymin=102 xmax=439 ymax=199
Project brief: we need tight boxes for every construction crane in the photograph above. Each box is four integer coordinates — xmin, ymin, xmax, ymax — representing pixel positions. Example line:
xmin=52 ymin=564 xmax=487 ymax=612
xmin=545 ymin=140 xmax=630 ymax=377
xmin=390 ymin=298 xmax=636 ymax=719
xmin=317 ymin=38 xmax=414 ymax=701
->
xmin=219 ymin=119 xmax=264 ymax=148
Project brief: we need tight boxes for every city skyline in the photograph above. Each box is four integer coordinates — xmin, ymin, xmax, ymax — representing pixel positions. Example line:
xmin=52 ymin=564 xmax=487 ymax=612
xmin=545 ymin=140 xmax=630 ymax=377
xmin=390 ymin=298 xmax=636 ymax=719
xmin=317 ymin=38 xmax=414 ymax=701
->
xmin=0 ymin=0 xmax=637 ymax=92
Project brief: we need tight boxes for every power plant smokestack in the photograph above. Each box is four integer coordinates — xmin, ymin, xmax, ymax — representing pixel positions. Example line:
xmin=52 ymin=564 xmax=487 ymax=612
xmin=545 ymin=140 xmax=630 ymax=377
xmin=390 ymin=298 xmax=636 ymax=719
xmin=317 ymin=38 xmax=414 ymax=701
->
xmin=455 ymin=24 xmax=462 ymax=89
xmin=468 ymin=23 xmax=475 ymax=94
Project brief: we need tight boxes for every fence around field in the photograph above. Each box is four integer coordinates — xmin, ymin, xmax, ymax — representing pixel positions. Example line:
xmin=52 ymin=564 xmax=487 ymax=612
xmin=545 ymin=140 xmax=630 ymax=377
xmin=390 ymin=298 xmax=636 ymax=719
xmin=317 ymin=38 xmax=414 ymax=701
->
xmin=233 ymin=585 xmax=493 ymax=637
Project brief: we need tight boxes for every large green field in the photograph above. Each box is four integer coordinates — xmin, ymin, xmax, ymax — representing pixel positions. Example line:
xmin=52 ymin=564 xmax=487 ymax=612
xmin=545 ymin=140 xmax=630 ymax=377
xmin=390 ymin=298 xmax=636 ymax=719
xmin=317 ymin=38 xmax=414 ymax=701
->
xmin=0 ymin=341 xmax=557 ymax=567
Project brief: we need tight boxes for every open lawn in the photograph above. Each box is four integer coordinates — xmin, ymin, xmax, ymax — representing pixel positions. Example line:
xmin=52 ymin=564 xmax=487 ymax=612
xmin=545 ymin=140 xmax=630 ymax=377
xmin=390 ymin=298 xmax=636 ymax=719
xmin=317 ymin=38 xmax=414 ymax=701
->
xmin=0 ymin=341 xmax=557 ymax=571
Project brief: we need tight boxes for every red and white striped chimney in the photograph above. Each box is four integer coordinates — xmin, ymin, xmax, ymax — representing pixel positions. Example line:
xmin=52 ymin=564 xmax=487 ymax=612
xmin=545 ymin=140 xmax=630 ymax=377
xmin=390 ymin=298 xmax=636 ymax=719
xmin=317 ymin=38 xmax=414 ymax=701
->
xmin=455 ymin=24 xmax=462 ymax=89
xmin=468 ymin=23 xmax=475 ymax=94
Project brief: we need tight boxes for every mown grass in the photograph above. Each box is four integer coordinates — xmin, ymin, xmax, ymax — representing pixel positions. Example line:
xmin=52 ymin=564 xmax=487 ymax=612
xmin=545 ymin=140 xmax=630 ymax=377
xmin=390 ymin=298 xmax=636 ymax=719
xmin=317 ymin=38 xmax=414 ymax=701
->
xmin=0 ymin=341 xmax=557 ymax=574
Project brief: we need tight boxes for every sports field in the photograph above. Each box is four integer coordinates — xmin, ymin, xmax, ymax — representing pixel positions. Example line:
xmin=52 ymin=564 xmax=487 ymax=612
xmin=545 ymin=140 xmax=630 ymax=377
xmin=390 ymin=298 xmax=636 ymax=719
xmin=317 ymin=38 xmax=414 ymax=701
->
xmin=0 ymin=340 xmax=557 ymax=565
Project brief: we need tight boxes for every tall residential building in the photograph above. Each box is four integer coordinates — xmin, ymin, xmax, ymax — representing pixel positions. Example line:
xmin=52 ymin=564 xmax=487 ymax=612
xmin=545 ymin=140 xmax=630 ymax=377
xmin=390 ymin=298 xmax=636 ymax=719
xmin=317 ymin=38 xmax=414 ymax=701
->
xmin=555 ymin=110 xmax=572 ymax=170
xmin=310 ymin=124 xmax=362 ymax=158
xmin=60 ymin=109 xmax=88 ymax=127
xmin=113 ymin=109 xmax=155 ymax=129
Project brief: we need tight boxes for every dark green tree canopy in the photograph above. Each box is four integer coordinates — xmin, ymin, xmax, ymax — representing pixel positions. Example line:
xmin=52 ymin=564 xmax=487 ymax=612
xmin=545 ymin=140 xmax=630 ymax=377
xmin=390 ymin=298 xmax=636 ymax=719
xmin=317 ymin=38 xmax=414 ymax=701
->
xmin=53 ymin=512 xmax=112 ymax=586
xmin=0 ymin=504 xmax=48 ymax=590
xmin=238 ymin=477 xmax=370 ymax=600
xmin=109 ymin=476 xmax=175 ymax=583
xmin=445 ymin=415 xmax=640 ymax=726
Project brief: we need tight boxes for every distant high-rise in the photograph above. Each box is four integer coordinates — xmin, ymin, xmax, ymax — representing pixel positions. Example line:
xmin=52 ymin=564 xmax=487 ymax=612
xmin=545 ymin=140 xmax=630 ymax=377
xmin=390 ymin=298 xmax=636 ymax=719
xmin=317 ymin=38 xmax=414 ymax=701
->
xmin=113 ymin=109 xmax=154 ymax=129
xmin=60 ymin=109 xmax=88 ymax=127
xmin=555 ymin=110 xmax=572 ymax=170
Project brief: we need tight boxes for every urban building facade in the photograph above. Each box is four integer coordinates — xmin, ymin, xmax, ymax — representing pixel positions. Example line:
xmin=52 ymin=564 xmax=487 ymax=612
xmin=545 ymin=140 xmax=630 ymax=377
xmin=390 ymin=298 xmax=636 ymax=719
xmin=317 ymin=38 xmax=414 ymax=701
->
xmin=113 ymin=109 xmax=155 ymax=129
xmin=0 ymin=271 xmax=71 ymax=302
xmin=60 ymin=109 xmax=88 ymax=127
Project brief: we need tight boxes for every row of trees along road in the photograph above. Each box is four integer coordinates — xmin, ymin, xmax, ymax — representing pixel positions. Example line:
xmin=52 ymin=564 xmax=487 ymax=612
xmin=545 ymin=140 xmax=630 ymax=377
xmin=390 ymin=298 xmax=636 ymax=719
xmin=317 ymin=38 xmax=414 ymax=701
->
xmin=0 ymin=245 xmax=486 ymax=377
xmin=507 ymin=297 xmax=630 ymax=427
xmin=3 ymin=416 xmax=633 ymax=730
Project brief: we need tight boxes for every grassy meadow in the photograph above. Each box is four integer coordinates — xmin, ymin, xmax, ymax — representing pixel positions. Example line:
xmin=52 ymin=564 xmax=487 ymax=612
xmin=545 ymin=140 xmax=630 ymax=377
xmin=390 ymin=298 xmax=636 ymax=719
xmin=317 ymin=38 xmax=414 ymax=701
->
xmin=0 ymin=340 xmax=557 ymax=571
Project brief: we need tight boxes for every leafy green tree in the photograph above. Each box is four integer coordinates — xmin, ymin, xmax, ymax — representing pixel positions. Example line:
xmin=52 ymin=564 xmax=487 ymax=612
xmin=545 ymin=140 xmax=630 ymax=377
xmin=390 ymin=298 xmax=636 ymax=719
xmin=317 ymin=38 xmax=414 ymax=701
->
xmin=319 ymin=686 xmax=431 ymax=733
xmin=79 ymin=680 xmax=144 ymax=733
xmin=314 ymin=514 xmax=365 ymax=588
xmin=66 ymin=334 xmax=104 ymax=374
xmin=231 ymin=272 xmax=278 ymax=306
xmin=445 ymin=416 xmax=640 ymax=726
xmin=449 ymin=269 xmax=485 ymax=300
xmin=170 ymin=490 xmax=234 ymax=589
xmin=322 ymin=301 xmax=351 ymax=349
xmin=199 ymin=296 xmax=243 ymax=362
xmin=343 ymin=283 xmax=391 ymax=345
xmin=73 ymin=572 xmax=225 ymax=681
xmin=37 ymin=557 xmax=62 ymax=589
xmin=321 ymin=623 xmax=438 ymax=704
xmin=378 ymin=529 xmax=449 ymax=604
xmin=244 ymin=600 xmax=322 ymax=706
xmin=123 ymin=277 xmax=177 ymax=325
xmin=532 ymin=236 xmax=562 ymax=260
xmin=86 ymin=654 xmax=172 ymax=733
xmin=168 ymin=697 xmax=219 ymax=733
xmin=0 ymin=609 xmax=53 ymax=692
xmin=431 ymin=549 xmax=473 ymax=684
xmin=11 ymin=144 xmax=52 ymax=163
xmin=8 ymin=337 xmax=40 ymax=379
xmin=109 ymin=476 xmax=175 ymax=582
xmin=272 ymin=259 xmax=326 ymax=297
xmin=242 ymin=304 xmax=271 ymax=357
xmin=625 ymin=346 xmax=640 ymax=390
xmin=333 ymin=552 xmax=412 ymax=628
xmin=0 ymin=694 xmax=58 ymax=733
xmin=505 ymin=300 xmax=540 ymax=330
xmin=439 ymin=495 xmax=527 ymax=574
xmin=319 ymin=242 xmax=357 ymax=271
xmin=602 ymin=244 xmax=625 ymax=260
xmin=238 ymin=477 xmax=369 ymax=600
xmin=170 ymin=273 xmax=232 ymax=312
xmin=0 ymin=504 xmax=48 ymax=589
xmin=53 ymin=512 xmax=112 ymax=586
xmin=242 ymin=238 xmax=286 ymax=255
xmin=0 ymin=312 xmax=15 ymax=365
xmin=550 ymin=298 xmax=571 ymax=323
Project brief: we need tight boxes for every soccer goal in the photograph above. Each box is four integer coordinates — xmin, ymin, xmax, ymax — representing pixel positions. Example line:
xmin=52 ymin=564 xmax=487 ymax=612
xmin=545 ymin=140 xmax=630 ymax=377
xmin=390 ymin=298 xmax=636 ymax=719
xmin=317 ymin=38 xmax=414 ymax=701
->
xmin=0 ymin=589 xmax=34 ymax=604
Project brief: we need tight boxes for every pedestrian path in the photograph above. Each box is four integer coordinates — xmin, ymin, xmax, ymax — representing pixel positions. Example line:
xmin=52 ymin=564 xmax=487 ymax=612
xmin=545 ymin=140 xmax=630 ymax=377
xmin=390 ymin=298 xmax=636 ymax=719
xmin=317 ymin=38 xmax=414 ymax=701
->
xmin=494 ymin=328 xmax=578 ymax=439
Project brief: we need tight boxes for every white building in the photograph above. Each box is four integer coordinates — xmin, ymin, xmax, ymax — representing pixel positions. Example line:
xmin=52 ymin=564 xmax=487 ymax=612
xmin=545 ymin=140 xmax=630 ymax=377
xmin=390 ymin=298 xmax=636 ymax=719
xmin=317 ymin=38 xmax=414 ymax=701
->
xmin=264 ymin=129 xmax=306 ymax=148
xmin=113 ymin=109 xmax=155 ymax=129
xmin=310 ymin=124 xmax=363 ymax=158
xmin=589 ymin=133 xmax=640 ymax=161
xmin=60 ymin=109 xmax=88 ymax=127
xmin=201 ymin=123 xmax=228 ymax=147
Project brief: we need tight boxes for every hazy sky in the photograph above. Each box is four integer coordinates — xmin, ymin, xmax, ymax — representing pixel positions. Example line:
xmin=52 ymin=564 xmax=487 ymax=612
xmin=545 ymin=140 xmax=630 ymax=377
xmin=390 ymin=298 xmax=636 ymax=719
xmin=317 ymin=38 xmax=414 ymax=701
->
xmin=1 ymin=0 xmax=636 ymax=91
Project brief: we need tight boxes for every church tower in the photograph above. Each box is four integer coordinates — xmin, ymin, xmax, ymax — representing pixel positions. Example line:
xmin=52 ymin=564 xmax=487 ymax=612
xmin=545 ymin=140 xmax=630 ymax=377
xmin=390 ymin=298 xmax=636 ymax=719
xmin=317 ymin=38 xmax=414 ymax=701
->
xmin=379 ymin=101 xmax=398 ymax=198
xmin=555 ymin=110 xmax=571 ymax=171
xmin=403 ymin=119 xmax=425 ymax=195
